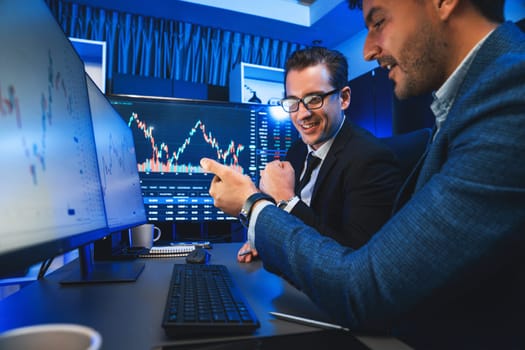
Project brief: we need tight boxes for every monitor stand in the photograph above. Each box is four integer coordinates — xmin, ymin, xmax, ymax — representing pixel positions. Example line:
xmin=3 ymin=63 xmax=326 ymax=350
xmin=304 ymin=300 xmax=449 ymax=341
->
xmin=60 ymin=244 xmax=144 ymax=285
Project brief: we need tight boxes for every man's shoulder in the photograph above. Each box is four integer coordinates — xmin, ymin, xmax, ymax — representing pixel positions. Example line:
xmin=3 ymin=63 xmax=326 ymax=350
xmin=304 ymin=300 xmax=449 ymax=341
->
xmin=451 ymin=23 xmax=525 ymax=121
xmin=477 ymin=22 xmax=525 ymax=72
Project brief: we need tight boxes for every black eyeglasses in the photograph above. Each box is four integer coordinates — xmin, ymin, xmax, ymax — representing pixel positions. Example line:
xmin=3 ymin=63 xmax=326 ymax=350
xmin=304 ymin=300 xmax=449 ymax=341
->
xmin=279 ymin=89 xmax=339 ymax=113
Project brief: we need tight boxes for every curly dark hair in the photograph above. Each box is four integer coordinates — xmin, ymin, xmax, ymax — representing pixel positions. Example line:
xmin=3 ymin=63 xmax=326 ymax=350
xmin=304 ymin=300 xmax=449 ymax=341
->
xmin=471 ymin=0 xmax=505 ymax=22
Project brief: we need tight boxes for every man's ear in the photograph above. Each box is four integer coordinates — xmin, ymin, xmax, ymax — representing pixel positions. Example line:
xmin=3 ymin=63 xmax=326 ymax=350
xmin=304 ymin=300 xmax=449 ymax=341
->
xmin=341 ymin=86 xmax=351 ymax=110
xmin=433 ymin=0 xmax=458 ymax=21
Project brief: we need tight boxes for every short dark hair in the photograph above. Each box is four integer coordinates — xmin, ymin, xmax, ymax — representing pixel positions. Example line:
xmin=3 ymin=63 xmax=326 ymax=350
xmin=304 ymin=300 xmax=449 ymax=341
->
xmin=345 ymin=0 xmax=505 ymax=22
xmin=284 ymin=47 xmax=348 ymax=91
xmin=471 ymin=0 xmax=505 ymax=22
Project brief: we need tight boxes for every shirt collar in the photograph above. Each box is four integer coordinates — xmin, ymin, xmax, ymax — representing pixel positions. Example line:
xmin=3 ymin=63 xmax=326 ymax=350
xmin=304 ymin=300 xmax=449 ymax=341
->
xmin=430 ymin=29 xmax=495 ymax=136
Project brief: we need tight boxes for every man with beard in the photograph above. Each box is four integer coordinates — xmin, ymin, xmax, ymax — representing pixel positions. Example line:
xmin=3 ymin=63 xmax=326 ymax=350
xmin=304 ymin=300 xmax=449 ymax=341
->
xmin=201 ymin=1 xmax=525 ymax=348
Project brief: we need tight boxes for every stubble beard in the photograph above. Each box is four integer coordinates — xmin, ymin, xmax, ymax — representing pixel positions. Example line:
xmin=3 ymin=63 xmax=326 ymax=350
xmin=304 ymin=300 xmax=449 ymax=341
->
xmin=394 ymin=22 xmax=447 ymax=100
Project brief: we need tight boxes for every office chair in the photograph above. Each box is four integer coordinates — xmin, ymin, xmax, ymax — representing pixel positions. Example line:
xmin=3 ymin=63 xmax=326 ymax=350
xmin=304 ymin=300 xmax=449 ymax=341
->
xmin=517 ymin=18 xmax=525 ymax=32
xmin=380 ymin=128 xmax=433 ymax=182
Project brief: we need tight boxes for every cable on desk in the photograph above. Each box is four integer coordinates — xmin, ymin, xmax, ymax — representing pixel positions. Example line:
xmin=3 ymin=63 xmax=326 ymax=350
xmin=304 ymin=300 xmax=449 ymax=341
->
xmin=37 ymin=257 xmax=54 ymax=279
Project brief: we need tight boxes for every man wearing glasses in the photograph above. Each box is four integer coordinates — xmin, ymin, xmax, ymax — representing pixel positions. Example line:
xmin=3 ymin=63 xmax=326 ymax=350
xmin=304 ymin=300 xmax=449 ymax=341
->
xmin=238 ymin=47 xmax=402 ymax=262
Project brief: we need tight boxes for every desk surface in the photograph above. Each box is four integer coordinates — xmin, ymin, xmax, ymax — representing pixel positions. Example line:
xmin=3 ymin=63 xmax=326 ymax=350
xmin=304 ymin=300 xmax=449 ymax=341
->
xmin=0 ymin=243 xmax=411 ymax=350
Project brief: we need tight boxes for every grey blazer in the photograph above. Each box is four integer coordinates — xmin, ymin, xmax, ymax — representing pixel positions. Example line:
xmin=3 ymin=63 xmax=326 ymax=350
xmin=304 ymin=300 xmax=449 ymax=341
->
xmin=253 ymin=22 xmax=525 ymax=349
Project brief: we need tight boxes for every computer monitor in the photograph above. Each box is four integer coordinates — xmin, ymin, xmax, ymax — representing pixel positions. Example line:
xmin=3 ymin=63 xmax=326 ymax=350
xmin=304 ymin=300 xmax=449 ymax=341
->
xmin=86 ymin=75 xmax=147 ymax=233
xmin=0 ymin=0 xmax=108 ymax=277
xmin=108 ymin=94 xmax=298 ymax=239
xmin=86 ymin=75 xmax=149 ymax=265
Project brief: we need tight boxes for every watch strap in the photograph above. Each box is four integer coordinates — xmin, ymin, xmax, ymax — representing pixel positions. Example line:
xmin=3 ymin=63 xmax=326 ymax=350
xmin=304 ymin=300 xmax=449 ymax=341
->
xmin=239 ymin=192 xmax=275 ymax=227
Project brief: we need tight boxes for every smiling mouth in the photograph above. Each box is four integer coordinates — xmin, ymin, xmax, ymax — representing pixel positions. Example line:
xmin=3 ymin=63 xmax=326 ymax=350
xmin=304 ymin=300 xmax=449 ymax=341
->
xmin=384 ymin=63 xmax=396 ymax=71
xmin=384 ymin=64 xmax=398 ymax=80
xmin=299 ymin=120 xmax=319 ymax=130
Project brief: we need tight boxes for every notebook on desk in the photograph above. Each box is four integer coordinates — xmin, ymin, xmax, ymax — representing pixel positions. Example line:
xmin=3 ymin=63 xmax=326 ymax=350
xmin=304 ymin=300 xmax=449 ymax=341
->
xmin=119 ymin=245 xmax=196 ymax=259
xmin=140 ymin=245 xmax=196 ymax=258
xmin=96 ymin=245 xmax=196 ymax=260
xmin=94 ymin=237 xmax=214 ymax=260
xmin=136 ymin=241 xmax=212 ymax=258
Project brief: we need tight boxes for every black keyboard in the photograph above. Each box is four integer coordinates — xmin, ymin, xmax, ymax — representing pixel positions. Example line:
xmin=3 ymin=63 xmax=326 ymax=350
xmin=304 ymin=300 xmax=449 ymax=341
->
xmin=162 ymin=264 xmax=260 ymax=337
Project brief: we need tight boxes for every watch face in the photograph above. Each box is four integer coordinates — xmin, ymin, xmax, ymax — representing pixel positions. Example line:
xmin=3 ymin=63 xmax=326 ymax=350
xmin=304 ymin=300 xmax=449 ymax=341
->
xmin=277 ymin=200 xmax=289 ymax=209
xmin=239 ymin=208 xmax=249 ymax=227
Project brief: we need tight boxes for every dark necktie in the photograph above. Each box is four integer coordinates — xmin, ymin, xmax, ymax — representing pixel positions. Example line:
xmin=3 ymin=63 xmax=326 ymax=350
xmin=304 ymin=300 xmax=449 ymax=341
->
xmin=296 ymin=152 xmax=321 ymax=196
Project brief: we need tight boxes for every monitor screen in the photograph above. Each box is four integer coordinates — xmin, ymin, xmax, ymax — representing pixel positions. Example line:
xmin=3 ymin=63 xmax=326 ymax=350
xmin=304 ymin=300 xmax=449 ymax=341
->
xmin=108 ymin=95 xmax=298 ymax=226
xmin=86 ymin=76 xmax=147 ymax=232
xmin=0 ymin=0 xmax=108 ymax=276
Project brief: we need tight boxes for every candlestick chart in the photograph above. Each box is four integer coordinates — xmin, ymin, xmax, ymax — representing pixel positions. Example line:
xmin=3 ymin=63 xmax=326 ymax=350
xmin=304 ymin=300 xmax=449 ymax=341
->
xmin=126 ymin=109 xmax=252 ymax=175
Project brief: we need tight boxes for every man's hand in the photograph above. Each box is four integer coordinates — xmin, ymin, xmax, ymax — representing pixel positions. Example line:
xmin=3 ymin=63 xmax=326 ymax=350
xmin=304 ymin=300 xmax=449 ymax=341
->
xmin=237 ymin=241 xmax=258 ymax=263
xmin=200 ymin=157 xmax=258 ymax=216
xmin=259 ymin=160 xmax=295 ymax=202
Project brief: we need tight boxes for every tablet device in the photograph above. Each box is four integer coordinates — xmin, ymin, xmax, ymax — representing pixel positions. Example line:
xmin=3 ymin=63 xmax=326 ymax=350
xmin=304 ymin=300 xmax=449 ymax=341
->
xmin=156 ymin=330 xmax=371 ymax=350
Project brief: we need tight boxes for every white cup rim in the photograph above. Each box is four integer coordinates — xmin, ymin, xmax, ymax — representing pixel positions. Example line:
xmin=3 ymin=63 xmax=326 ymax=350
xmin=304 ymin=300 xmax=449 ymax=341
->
xmin=0 ymin=323 xmax=102 ymax=350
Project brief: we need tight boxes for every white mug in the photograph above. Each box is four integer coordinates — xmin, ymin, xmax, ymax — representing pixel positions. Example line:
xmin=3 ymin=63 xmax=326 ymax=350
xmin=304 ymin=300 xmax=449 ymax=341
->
xmin=0 ymin=324 xmax=102 ymax=350
xmin=128 ymin=223 xmax=161 ymax=248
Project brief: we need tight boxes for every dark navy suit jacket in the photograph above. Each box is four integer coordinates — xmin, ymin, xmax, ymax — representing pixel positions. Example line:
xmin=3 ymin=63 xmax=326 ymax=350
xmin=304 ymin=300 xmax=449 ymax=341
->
xmin=254 ymin=22 xmax=525 ymax=349
xmin=285 ymin=121 xmax=401 ymax=248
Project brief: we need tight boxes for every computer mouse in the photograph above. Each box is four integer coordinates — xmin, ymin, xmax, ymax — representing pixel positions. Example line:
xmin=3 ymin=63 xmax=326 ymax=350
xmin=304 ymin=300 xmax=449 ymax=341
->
xmin=185 ymin=248 xmax=211 ymax=264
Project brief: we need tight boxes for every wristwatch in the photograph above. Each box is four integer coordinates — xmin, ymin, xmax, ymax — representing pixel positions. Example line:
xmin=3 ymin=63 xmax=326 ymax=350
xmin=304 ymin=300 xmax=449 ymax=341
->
xmin=277 ymin=196 xmax=295 ymax=209
xmin=239 ymin=192 xmax=276 ymax=228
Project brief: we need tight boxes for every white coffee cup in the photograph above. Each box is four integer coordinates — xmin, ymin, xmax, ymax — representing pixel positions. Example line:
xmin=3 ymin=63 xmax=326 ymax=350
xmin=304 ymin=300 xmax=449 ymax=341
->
xmin=0 ymin=324 xmax=102 ymax=350
xmin=128 ymin=223 xmax=161 ymax=248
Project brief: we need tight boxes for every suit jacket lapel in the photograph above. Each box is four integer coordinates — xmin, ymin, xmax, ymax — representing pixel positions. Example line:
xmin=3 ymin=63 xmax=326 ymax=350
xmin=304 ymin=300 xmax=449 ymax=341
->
xmin=311 ymin=121 xmax=353 ymax=200
xmin=289 ymin=144 xmax=308 ymax=192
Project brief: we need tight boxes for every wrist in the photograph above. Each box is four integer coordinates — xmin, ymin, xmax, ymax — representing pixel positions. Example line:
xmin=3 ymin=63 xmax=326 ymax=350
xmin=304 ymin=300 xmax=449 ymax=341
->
xmin=239 ymin=192 xmax=276 ymax=228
